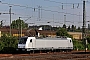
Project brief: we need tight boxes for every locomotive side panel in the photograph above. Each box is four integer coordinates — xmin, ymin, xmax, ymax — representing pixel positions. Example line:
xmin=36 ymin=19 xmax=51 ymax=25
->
xmin=35 ymin=39 xmax=69 ymax=49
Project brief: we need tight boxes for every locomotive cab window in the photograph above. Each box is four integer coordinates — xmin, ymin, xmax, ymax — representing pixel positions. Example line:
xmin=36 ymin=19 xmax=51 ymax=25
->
xmin=70 ymin=40 xmax=71 ymax=43
xmin=30 ymin=39 xmax=32 ymax=43
xmin=19 ymin=37 xmax=28 ymax=44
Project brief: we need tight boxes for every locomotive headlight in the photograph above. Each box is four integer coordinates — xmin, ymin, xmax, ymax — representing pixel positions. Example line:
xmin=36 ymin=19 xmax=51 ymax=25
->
xmin=18 ymin=46 xmax=25 ymax=48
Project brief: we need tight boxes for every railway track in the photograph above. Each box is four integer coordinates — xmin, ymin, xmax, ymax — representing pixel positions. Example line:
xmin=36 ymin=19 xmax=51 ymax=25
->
xmin=0 ymin=51 xmax=90 ymax=60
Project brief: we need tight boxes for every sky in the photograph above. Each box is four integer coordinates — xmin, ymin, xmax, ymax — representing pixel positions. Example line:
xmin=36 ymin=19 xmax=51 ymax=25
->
xmin=0 ymin=0 xmax=90 ymax=28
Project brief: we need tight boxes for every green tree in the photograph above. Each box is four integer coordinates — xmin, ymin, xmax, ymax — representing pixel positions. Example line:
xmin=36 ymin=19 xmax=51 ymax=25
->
xmin=67 ymin=25 xmax=70 ymax=31
xmin=73 ymin=39 xmax=84 ymax=50
xmin=11 ymin=19 xmax=28 ymax=29
xmin=86 ymin=36 xmax=90 ymax=44
xmin=56 ymin=28 xmax=71 ymax=37
xmin=75 ymin=27 xmax=81 ymax=32
xmin=71 ymin=25 xmax=76 ymax=32
xmin=0 ymin=34 xmax=18 ymax=53
xmin=84 ymin=36 xmax=90 ymax=50
xmin=62 ymin=24 xmax=66 ymax=29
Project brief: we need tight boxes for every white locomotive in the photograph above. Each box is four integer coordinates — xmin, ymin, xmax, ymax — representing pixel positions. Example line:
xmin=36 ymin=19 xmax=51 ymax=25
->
xmin=18 ymin=36 xmax=73 ymax=52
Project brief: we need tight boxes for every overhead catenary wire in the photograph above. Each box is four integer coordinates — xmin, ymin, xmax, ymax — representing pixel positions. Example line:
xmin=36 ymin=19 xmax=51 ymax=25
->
xmin=1 ymin=1 xmax=90 ymax=22
xmin=0 ymin=1 xmax=89 ymax=20
xmin=44 ymin=0 xmax=82 ymax=9
xmin=0 ymin=0 xmax=90 ymax=28
xmin=43 ymin=0 xmax=82 ymax=4
xmin=0 ymin=1 xmax=86 ymax=17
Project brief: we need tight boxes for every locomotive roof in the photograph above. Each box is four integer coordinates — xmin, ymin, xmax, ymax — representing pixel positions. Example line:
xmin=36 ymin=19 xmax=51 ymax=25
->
xmin=36 ymin=37 xmax=70 ymax=40
xmin=20 ymin=36 xmax=71 ymax=40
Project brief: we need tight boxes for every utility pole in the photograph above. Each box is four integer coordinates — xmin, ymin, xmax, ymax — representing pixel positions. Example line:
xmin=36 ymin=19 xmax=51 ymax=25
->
xmin=82 ymin=0 xmax=87 ymax=52
xmin=18 ymin=17 xmax=22 ymax=37
xmin=21 ymin=18 xmax=22 ymax=37
xmin=0 ymin=6 xmax=14 ymax=36
xmin=19 ymin=17 xmax=31 ymax=37
xmin=9 ymin=6 xmax=12 ymax=36
xmin=19 ymin=17 xmax=21 ymax=38
xmin=53 ymin=14 xmax=54 ymax=27
xmin=38 ymin=6 xmax=41 ymax=21
xmin=64 ymin=15 xmax=66 ymax=25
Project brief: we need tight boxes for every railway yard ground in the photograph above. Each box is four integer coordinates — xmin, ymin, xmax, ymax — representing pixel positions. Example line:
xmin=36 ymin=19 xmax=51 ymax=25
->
xmin=0 ymin=51 xmax=90 ymax=60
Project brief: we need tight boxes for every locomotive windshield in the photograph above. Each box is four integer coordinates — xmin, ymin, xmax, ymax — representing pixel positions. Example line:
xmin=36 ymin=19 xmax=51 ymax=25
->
xmin=19 ymin=37 xmax=28 ymax=44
